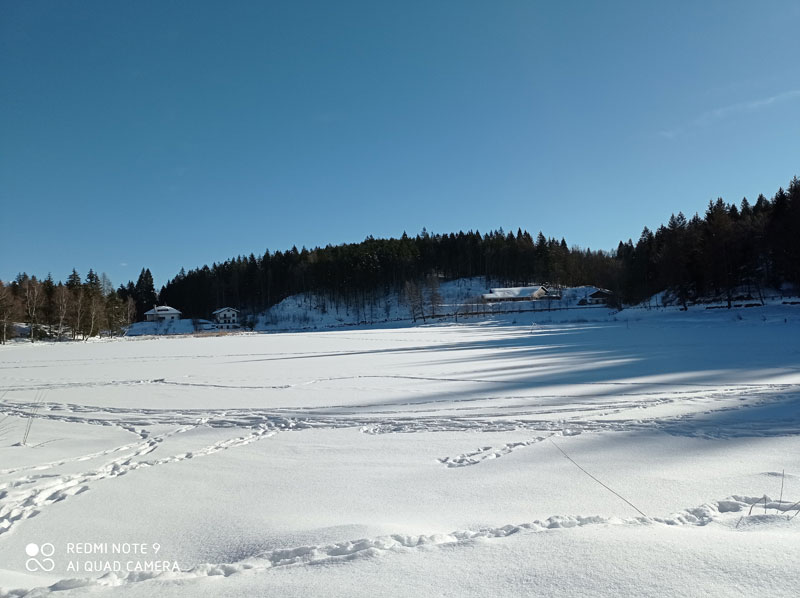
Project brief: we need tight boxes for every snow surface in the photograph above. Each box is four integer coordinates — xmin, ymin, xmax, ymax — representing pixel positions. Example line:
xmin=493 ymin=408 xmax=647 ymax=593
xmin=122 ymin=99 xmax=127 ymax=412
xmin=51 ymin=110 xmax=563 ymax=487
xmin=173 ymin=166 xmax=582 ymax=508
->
xmin=1 ymin=303 xmax=799 ymax=596
xmin=125 ymin=319 xmax=204 ymax=337
xmin=255 ymin=277 xmax=491 ymax=331
xmin=259 ymin=280 xmax=617 ymax=332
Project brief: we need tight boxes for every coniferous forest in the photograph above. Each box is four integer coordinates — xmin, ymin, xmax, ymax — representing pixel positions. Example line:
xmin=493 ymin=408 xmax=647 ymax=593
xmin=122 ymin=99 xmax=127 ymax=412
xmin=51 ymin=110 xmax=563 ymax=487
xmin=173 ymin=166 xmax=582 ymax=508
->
xmin=159 ymin=177 xmax=800 ymax=316
xmin=1 ymin=177 xmax=798 ymax=341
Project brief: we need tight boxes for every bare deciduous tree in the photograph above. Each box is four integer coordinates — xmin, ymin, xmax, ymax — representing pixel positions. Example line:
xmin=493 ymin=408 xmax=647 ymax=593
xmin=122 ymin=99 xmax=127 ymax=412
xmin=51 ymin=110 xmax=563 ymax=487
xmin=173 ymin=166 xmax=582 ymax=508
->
xmin=426 ymin=275 xmax=443 ymax=317
xmin=22 ymin=276 xmax=44 ymax=342
xmin=87 ymin=293 xmax=105 ymax=340
xmin=70 ymin=287 xmax=85 ymax=340
xmin=54 ymin=284 xmax=70 ymax=340
xmin=125 ymin=296 xmax=137 ymax=327
xmin=99 ymin=272 xmax=114 ymax=296
xmin=0 ymin=281 xmax=20 ymax=344
xmin=403 ymin=280 xmax=425 ymax=323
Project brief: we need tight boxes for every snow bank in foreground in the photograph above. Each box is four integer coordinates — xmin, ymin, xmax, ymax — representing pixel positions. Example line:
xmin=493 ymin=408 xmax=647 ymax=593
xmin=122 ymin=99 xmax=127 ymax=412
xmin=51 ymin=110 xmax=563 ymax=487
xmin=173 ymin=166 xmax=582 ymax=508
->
xmin=1 ymin=496 xmax=798 ymax=597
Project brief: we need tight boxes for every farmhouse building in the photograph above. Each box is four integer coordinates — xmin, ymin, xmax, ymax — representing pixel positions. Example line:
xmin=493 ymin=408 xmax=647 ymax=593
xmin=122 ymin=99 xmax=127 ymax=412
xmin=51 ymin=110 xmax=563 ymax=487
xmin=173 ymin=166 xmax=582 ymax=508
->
xmin=482 ymin=286 xmax=557 ymax=303
xmin=144 ymin=305 xmax=182 ymax=322
xmin=587 ymin=289 xmax=613 ymax=304
xmin=213 ymin=307 xmax=240 ymax=329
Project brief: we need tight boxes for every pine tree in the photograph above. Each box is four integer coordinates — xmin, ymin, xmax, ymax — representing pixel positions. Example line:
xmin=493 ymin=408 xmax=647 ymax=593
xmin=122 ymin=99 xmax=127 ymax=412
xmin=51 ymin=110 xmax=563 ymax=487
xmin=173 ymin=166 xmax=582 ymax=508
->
xmin=42 ymin=274 xmax=56 ymax=335
xmin=66 ymin=269 xmax=82 ymax=290
xmin=85 ymin=269 xmax=101 ymax=296
xmin=134 ymin=268 xmax=158 ymax=319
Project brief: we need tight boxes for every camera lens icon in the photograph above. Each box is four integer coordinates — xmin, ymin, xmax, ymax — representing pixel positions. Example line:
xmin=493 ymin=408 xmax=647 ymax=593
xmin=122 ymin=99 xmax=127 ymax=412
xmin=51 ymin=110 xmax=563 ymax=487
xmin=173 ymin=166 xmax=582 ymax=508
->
xmin=25 ymin=543 xmax=55 ymax=572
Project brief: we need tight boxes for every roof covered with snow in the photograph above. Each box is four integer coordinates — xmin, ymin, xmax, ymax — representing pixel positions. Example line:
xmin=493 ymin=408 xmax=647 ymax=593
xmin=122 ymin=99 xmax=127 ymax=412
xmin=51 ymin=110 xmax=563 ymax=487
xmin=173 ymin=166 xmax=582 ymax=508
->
xmin=143 ymin=305 xmax=182 ymax=315
xmin=212 ymin=307 xmax=239 ymax=314
xmin=482 ymin=286 xmax=547 ymax=300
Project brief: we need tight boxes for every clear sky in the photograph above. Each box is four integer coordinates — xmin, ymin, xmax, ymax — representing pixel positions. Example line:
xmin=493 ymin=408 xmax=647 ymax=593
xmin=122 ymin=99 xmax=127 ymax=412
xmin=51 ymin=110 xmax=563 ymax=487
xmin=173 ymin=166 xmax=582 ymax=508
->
xmin=2 ymin=1 xmax=799 ymax=289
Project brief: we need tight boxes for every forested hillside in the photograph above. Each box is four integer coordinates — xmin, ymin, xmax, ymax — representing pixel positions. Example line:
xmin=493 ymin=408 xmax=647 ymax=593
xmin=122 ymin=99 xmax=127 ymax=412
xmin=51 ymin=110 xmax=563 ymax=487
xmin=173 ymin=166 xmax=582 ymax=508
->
xmin=161 ymin=177 xmax=800 ymax=316
xmin=1 ymin=177 xmax=798 ymax=341
xmin=616 ymin=180 xmax=800 ymax=307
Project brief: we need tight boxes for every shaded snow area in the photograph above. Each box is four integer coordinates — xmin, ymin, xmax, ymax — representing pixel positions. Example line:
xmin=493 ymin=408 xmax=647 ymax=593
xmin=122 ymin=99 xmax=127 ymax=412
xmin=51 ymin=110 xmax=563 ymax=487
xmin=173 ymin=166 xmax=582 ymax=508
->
xmin=124 ymin=320 xmax=197 ymax=337
xmin=1 ymin=305 xmax=799 ymax=596
xmin=257 ymin=279 xmax=615 ymax=332
xmin=256 ymin=277 xmax=494 ymax=331
xmin=121 ymin=277 xmax=799 ymax=337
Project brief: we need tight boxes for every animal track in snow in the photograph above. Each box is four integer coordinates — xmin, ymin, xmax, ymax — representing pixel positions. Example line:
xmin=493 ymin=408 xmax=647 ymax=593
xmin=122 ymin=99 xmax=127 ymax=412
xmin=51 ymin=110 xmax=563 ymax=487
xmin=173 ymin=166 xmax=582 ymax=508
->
xmin=2 ymin=495 xmax=793 ymax=598
xmin=0 ymin=426 xmax=274 ymax=537
xmin=437 ymin=435 xmax=553 ymax=467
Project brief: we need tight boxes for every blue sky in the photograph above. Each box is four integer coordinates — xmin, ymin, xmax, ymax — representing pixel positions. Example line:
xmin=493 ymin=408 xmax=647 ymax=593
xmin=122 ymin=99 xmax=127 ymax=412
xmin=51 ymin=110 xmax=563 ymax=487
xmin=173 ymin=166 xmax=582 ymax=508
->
xmin=2 ymin=1 xmax=799 ymax=289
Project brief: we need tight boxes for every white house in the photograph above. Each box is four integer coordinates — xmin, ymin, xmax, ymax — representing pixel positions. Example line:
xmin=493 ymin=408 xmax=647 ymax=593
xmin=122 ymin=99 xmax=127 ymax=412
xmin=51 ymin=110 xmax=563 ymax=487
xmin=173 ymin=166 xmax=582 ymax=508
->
xmin=213 ymin=307 xmax=240 ymax=329
xmin=144 ymin=305 xmax=182 ymax=322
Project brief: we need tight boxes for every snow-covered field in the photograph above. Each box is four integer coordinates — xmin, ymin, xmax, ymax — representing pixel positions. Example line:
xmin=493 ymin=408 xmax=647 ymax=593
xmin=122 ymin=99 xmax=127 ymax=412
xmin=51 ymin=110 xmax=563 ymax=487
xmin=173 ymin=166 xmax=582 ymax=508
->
xmin=125 ymin=279 xmax=614 ymax=336
xmin=1 ymin=305 xmax=799 ymax=596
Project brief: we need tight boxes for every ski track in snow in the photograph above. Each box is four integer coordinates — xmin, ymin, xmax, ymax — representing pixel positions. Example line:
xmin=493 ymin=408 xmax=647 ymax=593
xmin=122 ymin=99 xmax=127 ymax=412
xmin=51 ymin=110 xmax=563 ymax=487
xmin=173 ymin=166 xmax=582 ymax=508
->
xmin=2 ymin=382 xmax=796 ymax=426
xmin=1 ymin=376 xmax=795 ymax=394
xmin=1 ymin=382 xmax=798 ymax=479
xmin=1 ymin=495 xmax=797 ymax=597
xmin=0 ymin=376 xmax=798 ymax=589
xmin=0 ymin=425 xmax=275 ymax=538
xmin=1 ymin=387 xmax=795 ymax=547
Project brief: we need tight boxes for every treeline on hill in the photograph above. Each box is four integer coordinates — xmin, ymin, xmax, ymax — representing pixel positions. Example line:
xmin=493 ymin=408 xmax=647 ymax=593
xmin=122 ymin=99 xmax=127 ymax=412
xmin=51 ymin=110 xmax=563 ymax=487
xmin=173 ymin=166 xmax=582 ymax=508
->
xmin=161 ymin=177 xmax=799 ymax=318
xmin=159 ymin=230 xmax=617 ymax=320
xmin=2 ymin=177 xmax=798 ymax=342
xmin=616 ymin=183 xmax=800 ymax=308
xmin=0 ymin=268 xmax=159 ymax=343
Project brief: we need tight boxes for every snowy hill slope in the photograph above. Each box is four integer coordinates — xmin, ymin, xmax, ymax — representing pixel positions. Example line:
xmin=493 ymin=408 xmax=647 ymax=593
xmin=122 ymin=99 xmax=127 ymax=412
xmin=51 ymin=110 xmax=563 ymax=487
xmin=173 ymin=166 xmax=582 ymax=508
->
xmin=121 ymin=278 xmax=800 ymax=337
xmin=256 ymin=277 xmax=492 ymax=331
xmin=255 ymin=279 xmax=614 ymax=332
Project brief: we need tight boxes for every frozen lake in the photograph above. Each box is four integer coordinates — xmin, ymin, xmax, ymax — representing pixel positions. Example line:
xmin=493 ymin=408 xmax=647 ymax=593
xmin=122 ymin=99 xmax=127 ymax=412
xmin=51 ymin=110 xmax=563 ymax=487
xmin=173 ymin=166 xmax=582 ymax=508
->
xmin=1 ymin=306 xmax=799 ymax=596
